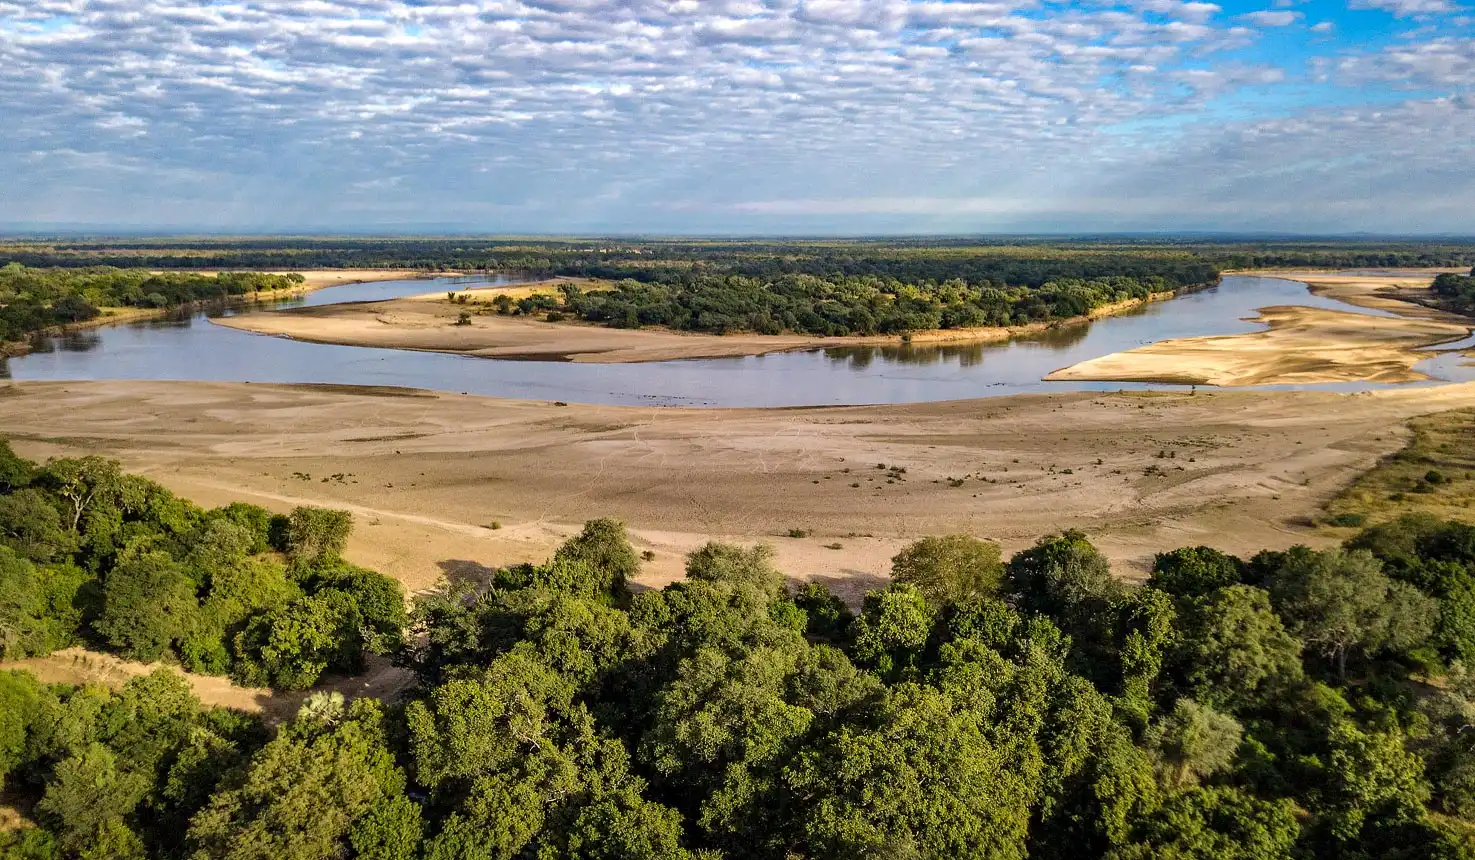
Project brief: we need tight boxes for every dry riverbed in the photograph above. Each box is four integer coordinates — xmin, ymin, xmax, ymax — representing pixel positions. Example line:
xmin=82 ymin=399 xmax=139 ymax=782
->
xmin=8 ymin=379 xmax=1475 ymax=596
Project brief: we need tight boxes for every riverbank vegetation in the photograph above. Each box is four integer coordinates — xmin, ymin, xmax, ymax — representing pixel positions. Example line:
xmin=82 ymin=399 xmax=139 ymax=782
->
xmin=0 ymin=266 xmax=303 ymax=345
xmin=1433 ymin=270 xmax=1475 ymax=316
xmin=8 ymin=445 xmax=1475 ymax=857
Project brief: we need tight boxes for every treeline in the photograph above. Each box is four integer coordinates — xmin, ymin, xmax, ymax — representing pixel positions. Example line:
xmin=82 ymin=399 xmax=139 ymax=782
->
xmin=7 ymin=237 xmax=1475 ymax=280
xmin=0 ymin=443 xmax=403 ymax=690
xmin=0 ymin=266 xmax=303 ymax=343
xmin=8 ymin=455 xmax=1475 ymax=856
xmin=1432 ymin=270 xmax=1475 ymax=316
xmin=554 ymin=274 xmax=1179 ymax=335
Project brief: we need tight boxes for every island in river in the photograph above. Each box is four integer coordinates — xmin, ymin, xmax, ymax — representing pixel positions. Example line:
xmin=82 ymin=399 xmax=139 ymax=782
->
xmin=211 ymin=280 xmax=1181 ymax=363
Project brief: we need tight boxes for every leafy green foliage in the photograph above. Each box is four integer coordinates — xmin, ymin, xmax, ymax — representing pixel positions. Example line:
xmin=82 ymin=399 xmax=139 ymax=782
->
xmin=0 ymin=446 xmax=404 ymax=690
xmin=4 ymin=445 xmax=1475 ymax=859
xmin=889 ymin=535 xmax=1004 ymax=606
xmin=0 ymin=266 xmax=302 ymax=342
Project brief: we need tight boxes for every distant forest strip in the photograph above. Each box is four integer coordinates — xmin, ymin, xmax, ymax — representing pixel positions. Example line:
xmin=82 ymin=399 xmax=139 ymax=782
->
xmin=1432 ymin=269 xmax=1475 ymax=316
xmin=4 ymin=237 xmax=1475 ymax=277
xmin=0 ymin=266 xmax=303 ymax=343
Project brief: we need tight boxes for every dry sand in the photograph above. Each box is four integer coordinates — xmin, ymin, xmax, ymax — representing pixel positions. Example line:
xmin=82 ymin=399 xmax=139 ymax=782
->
xmin=6 ymin=647 xmax=412 ymax=723
xmin=9 ymin=379 xmax=1475 ymax=598
xmin=1049 ymin=273 xmax=1474 ymax=387
xmin=214 ymin=286 xmax=1178 ymax=363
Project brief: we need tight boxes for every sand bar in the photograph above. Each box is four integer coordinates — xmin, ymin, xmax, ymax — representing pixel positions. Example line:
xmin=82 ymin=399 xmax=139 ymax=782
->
xmin=1048 ymin=272 xmax=1474 ymax=387
xmin=213 ymin=286 xmax=1180 ymax=363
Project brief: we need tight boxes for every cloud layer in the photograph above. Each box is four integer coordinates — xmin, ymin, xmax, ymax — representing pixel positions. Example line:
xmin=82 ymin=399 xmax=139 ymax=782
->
xmin=1 ymin=0 xmax=1471 ymax=232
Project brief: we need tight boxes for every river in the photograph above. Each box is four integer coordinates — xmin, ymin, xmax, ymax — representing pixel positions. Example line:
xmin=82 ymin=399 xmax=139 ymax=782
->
xmin=3 ymin=275 xmax=1472 ymax=407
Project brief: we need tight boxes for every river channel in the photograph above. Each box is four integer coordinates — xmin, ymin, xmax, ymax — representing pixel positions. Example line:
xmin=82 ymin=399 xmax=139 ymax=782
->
xmin=3 ymin=275 xmax=1472 ymax=407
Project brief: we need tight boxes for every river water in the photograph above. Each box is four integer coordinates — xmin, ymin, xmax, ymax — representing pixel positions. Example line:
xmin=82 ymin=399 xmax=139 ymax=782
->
xmin=3 ymin=275 xmax=1472 ymax=407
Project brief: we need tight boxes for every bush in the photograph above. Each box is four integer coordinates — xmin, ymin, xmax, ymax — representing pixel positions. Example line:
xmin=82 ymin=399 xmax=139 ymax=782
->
xmin=1426 ymin=470 xmax=1447 ymax=485
xmin=1329 ymin=513 xmax=1367 ymax=528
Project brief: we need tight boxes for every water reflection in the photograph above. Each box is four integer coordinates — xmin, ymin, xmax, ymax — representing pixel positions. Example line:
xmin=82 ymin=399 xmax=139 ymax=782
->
xmin=4 ymin=275 xmax=1473 ymax=407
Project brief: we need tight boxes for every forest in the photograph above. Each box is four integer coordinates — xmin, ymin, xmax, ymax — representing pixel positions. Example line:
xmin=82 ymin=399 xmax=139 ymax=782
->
xmin=0 ymin=442 xmax=404 ymax=689
xmin=1433 ymin=270 xmax=1475 ymax=316
xmin=3 ymin=237 xmax=1474 ymax=276
xmin=554 ymin=274 xmax=1179 ymax=335
xmin=0 ymin=266 xmax=303 ymax=344
xmin=7 ymin=445 xmax=1475 ymax=858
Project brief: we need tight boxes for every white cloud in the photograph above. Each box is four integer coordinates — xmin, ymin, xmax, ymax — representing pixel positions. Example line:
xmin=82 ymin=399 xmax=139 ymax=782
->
xmin=1238 ymin=9 xmax=1300 ymax=25
xmin=0 ymin=0 xmax=1470 ymax=231
xmin=1349 ymin=0 xmax=1455 ymax=17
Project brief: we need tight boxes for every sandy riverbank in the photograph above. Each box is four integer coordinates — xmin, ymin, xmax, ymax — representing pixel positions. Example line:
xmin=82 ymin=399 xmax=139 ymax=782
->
xmin=213 ymin=286 xmax=1183 ymax=363
xmin=1048 ymin=272 xmax=1474 ymax=387
xmin=8 ymin=379 xmax=1475 ymax=599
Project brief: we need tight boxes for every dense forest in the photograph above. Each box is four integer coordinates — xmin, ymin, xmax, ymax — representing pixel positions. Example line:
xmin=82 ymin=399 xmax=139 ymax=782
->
xmin=0 ymin=266 xmax=303 ymax=344
xmin=1433 ymin=270 xmax=1475 ymax=316
xmin=0 ymin=442 xmax=404 ymax=689
xmin=7 ymin=445 xmax=1475 ymax=857
xmin=3 ymin=237 xmax=1474 ymax=275
xmin=553 ymin=274 xmax=1180 ymax=335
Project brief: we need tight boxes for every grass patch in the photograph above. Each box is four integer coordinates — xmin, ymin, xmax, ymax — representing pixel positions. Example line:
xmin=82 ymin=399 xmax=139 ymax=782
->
xmin=1326 ymin=408 xmax=1475 ymax=528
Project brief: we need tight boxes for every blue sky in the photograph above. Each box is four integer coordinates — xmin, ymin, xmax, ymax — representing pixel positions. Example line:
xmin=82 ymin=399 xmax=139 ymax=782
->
xmin=0 ymin=0 xmax=1470 ymax=234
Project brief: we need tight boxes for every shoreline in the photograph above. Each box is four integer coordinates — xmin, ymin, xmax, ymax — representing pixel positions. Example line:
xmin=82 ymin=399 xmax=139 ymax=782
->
xmin=1047 ymin=272 xmax=1475 ymax=387
xmin=213 ymin=285 xmax=1200 ymax=364
xmin=0 ymin=269 xmax=447 ymax=359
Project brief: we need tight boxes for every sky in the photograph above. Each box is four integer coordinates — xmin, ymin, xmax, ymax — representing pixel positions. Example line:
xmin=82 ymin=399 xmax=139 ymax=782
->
xmin=0 ymin=0 xmax=1471 ymax=235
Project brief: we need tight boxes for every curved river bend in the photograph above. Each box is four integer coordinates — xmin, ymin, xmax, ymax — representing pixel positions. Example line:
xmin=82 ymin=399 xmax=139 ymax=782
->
xmin=3 ymin=275 xmax=1472 ymax=407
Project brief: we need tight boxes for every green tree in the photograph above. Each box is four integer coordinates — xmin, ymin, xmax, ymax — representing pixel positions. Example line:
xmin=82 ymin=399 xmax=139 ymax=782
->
xmin=36 ymin=743 xmax=149 ymax=853
xmin=231 ymin=591 xmax=358 ymax=689
xmin=40 ymin=456 xmax=125 ymax=532
xmin=186 ymin=698 xmax=411 ymax=860
xmin=0 ymin=489 xmax=76 ymax=563
xmin=1170 ymin=585 xmax=1304 ymax=711
xmin=1147 ymin=547 xmax=1242 ymax=601
xmin=0 ymin=440 xmax=36 ymax=493
xmin=792 ymin=581 xmax=854 ymax=642
xmin=889 ymin=535 xmax=1004 ymax=606
xmin=283 ymin=506 xmax=353 ymax=569
xmin=685 ymin=542 xmax=785 ymax=597
xmin=1144 ymin=699 xmax=1243 ymax=791
xmin=1107 ymin=786 xmax=1299 ymax=860
xmin=782 ymin=682 xmax=1034 ymax=860
xmin=0 ymin=669 xmax=46 ymax=790
xmin=94 ymin=550 xmax=198 ymax=662
xmin=1265 ymin=547 xmax=1436 ymax=677
xmin=849 ymin=583 xmax=933 ymax=678
xmin=552 ymin=518 xmax=641 ymax=597
xmin=1312 ymin=720 xmax=1431 ymax=844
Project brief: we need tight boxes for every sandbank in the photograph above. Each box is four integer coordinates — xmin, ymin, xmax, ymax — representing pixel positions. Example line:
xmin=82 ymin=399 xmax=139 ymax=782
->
xmin=1048 ymin=273 xmax=1474 ymax=387
xmin=213 ymin=286 xmax=1180 ymax=363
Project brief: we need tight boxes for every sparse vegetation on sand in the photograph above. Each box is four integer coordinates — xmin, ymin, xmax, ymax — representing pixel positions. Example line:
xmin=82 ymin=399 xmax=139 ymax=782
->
xmin=1327 ymin=408 xmax=1475 ymax=528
